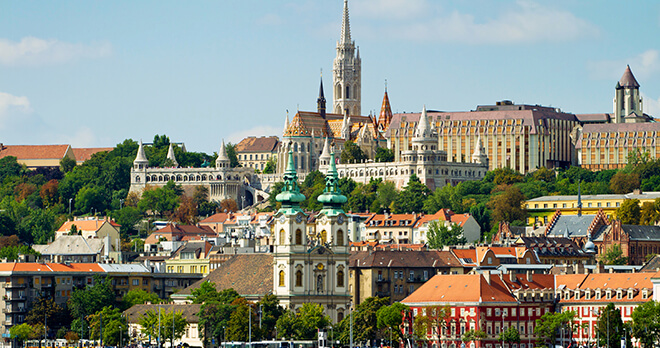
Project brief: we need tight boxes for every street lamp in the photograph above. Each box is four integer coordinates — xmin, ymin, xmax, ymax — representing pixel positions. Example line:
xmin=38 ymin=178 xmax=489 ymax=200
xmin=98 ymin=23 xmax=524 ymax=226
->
xmin=69 ymin=198 xmax=73 ymax=216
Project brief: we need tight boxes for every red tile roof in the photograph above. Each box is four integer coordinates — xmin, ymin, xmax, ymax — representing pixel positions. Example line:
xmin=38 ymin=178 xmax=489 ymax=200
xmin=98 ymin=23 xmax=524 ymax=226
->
xmin=402 ymin=273 xmax=518 ymax=305
xmin=235 ymin=136 xmax=280 ymax=153
xmin=57 ymin=219 xmax=120 ymax=232
xmin=0 ymin=144 xmax=71 ymax=160
xmin=557 ymin=272 xmax=660 ymax=304
xmin=72 ymin=147 xmax=114 ymax=162
xmin=199 ymin=213 xmax=230 ymax=223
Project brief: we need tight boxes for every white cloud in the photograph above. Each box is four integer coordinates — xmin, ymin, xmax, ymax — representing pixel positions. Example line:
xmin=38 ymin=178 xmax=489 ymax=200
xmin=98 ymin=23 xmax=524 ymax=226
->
xmin=57 ymin=126 xmax=98 ymax=148
xmin=643 ymin=93 xmax=660 ymax=119
xmin=0 ymin=37 xmax=111 ymax=66
xmin=352 ymin=0 xmax=430 ymax=20
xmin=225 ymin=125 xmax=282 ymax=145
xmin=588 ymin=49 xmax=660 ymax=81
xmin=0 ymin=92 xmax=32 ymax=130
xmin=359 ymin=0 xmax=598 ymax=44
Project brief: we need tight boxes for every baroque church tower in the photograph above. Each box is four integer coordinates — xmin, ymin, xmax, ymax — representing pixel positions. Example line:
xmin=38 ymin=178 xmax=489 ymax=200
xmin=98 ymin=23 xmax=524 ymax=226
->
xmin=272 ymin=149 xmax=350 ymax=323
xmin=333 ymin=0 xmax=361 ymax=116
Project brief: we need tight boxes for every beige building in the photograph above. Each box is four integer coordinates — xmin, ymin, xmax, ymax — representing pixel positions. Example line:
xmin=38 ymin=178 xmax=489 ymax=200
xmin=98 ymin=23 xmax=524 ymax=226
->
xmin=235 ymin=136 xmax=280 ymax=171
xmin=55 ymin=217 xmax=121 ymax=255
xmin=387 ymin=101 xmax=579 ymax=174
xmin=164 ymin=241 xmax=213 ymax=276
xmin=0 ymin=144 xmax=76 ymax=169
xmin=125 ymin=304 xmax=203 ymax=348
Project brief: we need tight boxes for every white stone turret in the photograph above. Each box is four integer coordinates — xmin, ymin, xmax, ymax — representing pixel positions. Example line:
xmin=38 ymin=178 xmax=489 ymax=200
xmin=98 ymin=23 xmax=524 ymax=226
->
xmin=216 ymin=140 xmax=230 ymax=168
xmin=341 ymin=111 xmax=351 ymax=141
xmin=284 ymin=111 xmax=290 ymax=135
xmin=166 ymin=143 xmax=178 ymax=167
xmin=471 ymin=132 xmax=489 ymax=166
xmin=133 ymin=140 xmax=149 ymax=170
xmin=319 ymin=137 xmax=331 ymax=167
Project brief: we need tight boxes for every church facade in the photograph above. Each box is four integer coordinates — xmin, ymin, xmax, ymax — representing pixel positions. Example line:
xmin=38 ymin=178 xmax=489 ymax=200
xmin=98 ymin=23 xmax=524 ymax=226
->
xmin=272 ymin=149 xmax=351 ymax=323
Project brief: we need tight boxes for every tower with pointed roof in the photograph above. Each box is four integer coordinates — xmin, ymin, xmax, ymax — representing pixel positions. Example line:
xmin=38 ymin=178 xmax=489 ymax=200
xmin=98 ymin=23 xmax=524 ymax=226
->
xmin=333 ymin=0 xmax=361 ymax=117
xmin=614 ymin=65 xmax=644 ymax=123
xmin=471 ymin=132 xmax=488 ymax=166
xmin=166 ymin=143 xmax=178 ymax=167
xmin=216 ymin=140 xmax=230 ymax=168
xmin=272 ymin=150 xmax=350 ymax=323
xmin=378 ymin=86 xmax=393 ymax=133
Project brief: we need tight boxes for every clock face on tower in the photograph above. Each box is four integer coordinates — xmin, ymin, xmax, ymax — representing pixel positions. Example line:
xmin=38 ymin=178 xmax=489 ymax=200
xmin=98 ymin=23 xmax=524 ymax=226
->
xmin=296 ymin=214 xmax=303 ymax=224
xmin=279 ymin=215 xmax=286 ymax=224
xmin=337 ymin=215 xmax=344 ymax=224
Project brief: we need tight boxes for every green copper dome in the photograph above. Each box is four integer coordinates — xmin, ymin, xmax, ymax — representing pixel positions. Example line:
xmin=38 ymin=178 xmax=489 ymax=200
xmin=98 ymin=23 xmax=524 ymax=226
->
xmin=276 ymin=148 xmax=306 ymax=215
xmin=318 ymin=151 xmax=347 ymax=215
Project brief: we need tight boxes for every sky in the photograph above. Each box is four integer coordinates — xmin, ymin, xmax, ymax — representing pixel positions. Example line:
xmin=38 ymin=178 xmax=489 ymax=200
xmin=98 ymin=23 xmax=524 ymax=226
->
xmin=1 ymin=0 xmax=660 ymax=154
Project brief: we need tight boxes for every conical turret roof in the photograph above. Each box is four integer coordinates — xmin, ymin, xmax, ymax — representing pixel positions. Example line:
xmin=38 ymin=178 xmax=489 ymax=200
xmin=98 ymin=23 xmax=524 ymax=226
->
xmin=378 ymin=89 xmax=393 ymax=129
xmin=320 ymin=137 xmax=331 ymax=160
xmin=134 ymin=140 xmax=148 ymax=164
xmin=216 ymin=140 xmax=229 ymax=167
xmin=166 ymin=143 xmax=178 ymax=167
xmin=619 ymin=65 xmax=640 ymax=88
xmin=413 ymin=105 xmax=433 ymax=140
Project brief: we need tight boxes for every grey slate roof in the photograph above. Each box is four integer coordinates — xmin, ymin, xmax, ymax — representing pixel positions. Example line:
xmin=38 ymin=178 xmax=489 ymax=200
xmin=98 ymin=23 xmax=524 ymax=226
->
xmin=546 ymin=215 xmax=595 ymax=238
xmin=32 ymin=235 xmax=105 ymax=255
xmin=621 ymin=225 xmax=660 ymax=241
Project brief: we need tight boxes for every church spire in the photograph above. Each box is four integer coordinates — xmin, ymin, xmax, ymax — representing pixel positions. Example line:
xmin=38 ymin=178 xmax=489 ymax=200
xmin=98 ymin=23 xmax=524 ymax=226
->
xmin=340 ymin=0 xmax=351 ymax=45
xmin=276 ymin=149 xmax=306 ymax=215
xmin=166 ymin=143 xmax=178 ymax=167
xmin=378 ymin=83 xmax=393 ymax=131
xmin=284 ymin=111 xmax=290 ymax=135
xmin=318 ymin=73 xmax=326 ymax=119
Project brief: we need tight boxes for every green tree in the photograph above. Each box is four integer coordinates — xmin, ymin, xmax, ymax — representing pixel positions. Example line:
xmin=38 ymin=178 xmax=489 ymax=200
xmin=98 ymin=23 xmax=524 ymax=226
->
xmin=139 ymin=308 xmax=188 ymax=347
xmin=191 ymin=282 xmax=240 ymax=305
xmin=596 ymin=303 xmax=628 ymax=348
xmin=488 ymin=185 xmax=526 ymax=224
xmin=227 ymin=298 xmax=260 ymax=341
xmin=639 ymin=201 xmax=659 ymax=225
xmin=610 ymin=172 xmax=641 ymax=194
xmin=112 ymin=206 xmax=142 ymax=236
xmin=275 ymin=303 xmax=330 ymax=340
xmin=9 ymin=323 xmax=40 ymax=344
xmin=340 ymin=141 xmax=367 ymax=164
xmin=426 ymin=221 xmax=466 ymax=249
xmin=371 ymin=181 xmax=398 ymax=213
xmin=335 ymin=297 xmax=389 ymax=345
xmin=0 ymin=156 xmax=24 ymax=182
xmin=68 ymin=276 xmax=116 ymax=321
xmin=393 ymin=174 xmax=431 ymax=213
xmin=257 ymin=294 xmax=285 ymax=340
xmin=138 ymin=181 xmax=181 ymax=217
xmin=375 ymin=147 xmax=394 ymax=162
xmin=534 ymin=310 xmax=576 ymax=346
xmin=88 ymin=306 xmax=128 ymax=346
xmin=60 ymin=156 xmax=76 ymax=173
xmin=0 ymin=244 xmax=39 ymax=261
xmin=225 ymin=143 xmax=240 ymax=168
xmin=617 ymin=199 xmax=641 ymax=225
xmin=263 ymin=158 xmax=276 ymax=174
xmin=631 ymin=300 xmax=660 ymax=348
xmin=376 ymin=302 xmax=409 ymax=346
xmin=121 ymin=288 xmax=161 ymax=309
xmin=462 ymin=329 xmax=486 ymax=344
xmin=599 ymin=244 xmax=629 ymax=265
xmin=411 ymin=305 xmax=450 ymax=345
xmin=499 ymin=326 xmax=520 ymax=344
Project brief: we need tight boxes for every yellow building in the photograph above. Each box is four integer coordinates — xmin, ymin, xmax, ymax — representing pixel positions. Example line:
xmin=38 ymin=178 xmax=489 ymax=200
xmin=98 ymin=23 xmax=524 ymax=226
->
xmin=235 ymin=136 xmax=280 ymax=171
xmin=524 ymin=190 xmax=660 ymax=226
xmin=164 ymin=241 xmax=212 ymax=276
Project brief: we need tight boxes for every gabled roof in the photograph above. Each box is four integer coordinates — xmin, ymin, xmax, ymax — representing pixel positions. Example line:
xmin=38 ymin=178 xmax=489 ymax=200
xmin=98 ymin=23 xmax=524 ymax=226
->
xmin=545 ymin=214 xmax=596 ymax=238
xmin=557 ymin=272 xmax=660 ymax=304
xmin=0 ymin=144 xmax=71 ymax=160
xmin=199 ymin=213 xmax=230 ymax=224
xmin=145 ymin=224 xmax=216 ymax=244
xmin=177 ymin=254 xmax=273 ymax=297
xmin=349 ymin=250 xmax=461 ymax=268
xmin=72 ymin=147 xmax=114 ymax=162
xmin=57 ymin=219 xmax=120 ymax=233
xmin=235 ymin=136 xmax=280 ymax=153
xmin=364 ymin=213 xmax=420 ymax=227
xmin=402 ymin=274 xmax=518 ymax=305
xmin=501 ymin=273 xmax=555 ymax=291
xmin=32 ymin=235 xmax=105 ymax=255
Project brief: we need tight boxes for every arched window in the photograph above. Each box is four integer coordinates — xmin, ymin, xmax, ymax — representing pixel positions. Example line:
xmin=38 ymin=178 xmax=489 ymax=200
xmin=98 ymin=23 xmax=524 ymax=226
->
xmin=336 ymin=230 xmax=344 ymax=246
xmin=346 ymin=85 xmax=350 ymax=99
xmin=295 ymin=270 xmax=303 ymax=287
xmin=295 ymin=229 xmax=303 ymax=246
xmin=279 ymin=229 xmax=286 ymax=246
xmin=337 ymin=310 xmax=344 ymax=322
xmin=320 ymin=230 xmax=327 ymax=244
xmin=337 ymin=270 xmax=344 ymax=287
xmin=336 ymin=84 xmax=342 ymax=98
xmin=279 ymin=270 xmax=285 ymax=287
xmin=294 ymin=143 xmax=298 ymax=152
xmin=135 ymin=176 xmax=140 ymax=182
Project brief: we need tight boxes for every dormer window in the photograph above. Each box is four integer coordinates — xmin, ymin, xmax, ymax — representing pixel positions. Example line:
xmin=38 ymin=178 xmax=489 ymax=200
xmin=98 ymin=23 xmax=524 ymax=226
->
xmin=595 ymin=290 xmax=601 ymax=300
xmin=606 ymin=291 xmax=612 ymax=300
xmin=585 ymin=290 xmax=591 ymax=300
xmin=642 ymin=289 xmax=649 ymax=300
xmin=616 ymin=290 xmax=623 ymax=300
xmin=627 ymin=290 xmax=634 ymax=299
xmin=574 ymin=290 xmax=580 ymax=300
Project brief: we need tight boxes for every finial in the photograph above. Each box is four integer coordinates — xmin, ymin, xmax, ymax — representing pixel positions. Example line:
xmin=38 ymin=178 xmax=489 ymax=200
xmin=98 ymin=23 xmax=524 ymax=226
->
xmin=385 ymin=79 xmax=387 ymax=92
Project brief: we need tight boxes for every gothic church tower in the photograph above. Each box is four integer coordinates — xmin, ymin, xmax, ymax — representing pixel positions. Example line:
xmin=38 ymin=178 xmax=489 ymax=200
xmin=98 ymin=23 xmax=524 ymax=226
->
xmin=333 ymin=0 xmax=361 ymax=116
xmin=614 ymin=65 xmax=643 ymax=123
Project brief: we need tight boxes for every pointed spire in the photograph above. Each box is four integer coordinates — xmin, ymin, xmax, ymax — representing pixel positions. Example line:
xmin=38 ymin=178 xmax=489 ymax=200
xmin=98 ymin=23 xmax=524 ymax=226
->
xmin=473 ymin=133 xmax=484 ymax=155
xmin=619 ymin=65 xmax=640 ymax=88
xmin=284 ymin=111 xmax=290 ymax=135
xmin=414 ymin=105 xmax=431 ymax=138
xmin=276 ymin=149 xmax=306 ymax=214
xmin=340 ymin=0 xmax=352 ymax=45
xmin=318 ymin=150 xmax=347 ymax=214
xmin=320 ymin=136 xmax=331 ymax=161
xmin=318 ymin=73 xmax=327 ymax=119
xmin=166 ymin=143 xmax=178 ymax=167
xmin=577 ymin=180 xmax=582 ymax=216
xmin=342 ymin=110 xmax=351 ymax=140
xmin=134 ymin=140 xmax=148 ymax=164
xmin=216 ymin=140 xmax=230 ymax=168
xmin=379 ymin=86 xmax=393 ymax=130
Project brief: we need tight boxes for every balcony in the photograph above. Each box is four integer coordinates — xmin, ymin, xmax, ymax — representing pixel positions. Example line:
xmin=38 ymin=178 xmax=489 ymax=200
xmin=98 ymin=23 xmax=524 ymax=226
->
xmin=375 ymin=278 xmax=391 ymax=283
xmin=1 ymin=283 xmax=26 ymax=289
xmin=375 ymin=291 xmax=391 ymax=298
xmin=5 ymin=296 xmax=26 ymax=302
xmin=407 ymin=276 xmax=428 ymax=283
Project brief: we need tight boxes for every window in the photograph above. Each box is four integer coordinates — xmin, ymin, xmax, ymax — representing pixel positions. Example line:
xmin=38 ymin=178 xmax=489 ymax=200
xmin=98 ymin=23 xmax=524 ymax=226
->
xmin=295 ymin=271 xmax=303 ymax=287
xmin=409 ymin=271 xmax=414 ymax=280
xmin=423 ymin=270 xmax=428 ymax=280
xmin=279 ymin=271 xmax=285 ymax=287
xmin=488 ymin=257 xmax=493 ymax=264
xmin=295 ymin=229 xmax=303 ymax=245
xmin=337 ymin=270 xmax=344 ymax=287
xmin=337 ymin=230 xmax=344 ymax=246
xmin=132 ymin=279 xmax=139 ymax=286
xmin=279 ymin=229 xmax=285 ymax=245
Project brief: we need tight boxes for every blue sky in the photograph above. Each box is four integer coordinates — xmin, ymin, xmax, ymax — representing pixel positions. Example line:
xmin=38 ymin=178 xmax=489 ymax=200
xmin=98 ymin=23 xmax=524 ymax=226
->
xmin=1 ymin=0 xmax=660 ymax=154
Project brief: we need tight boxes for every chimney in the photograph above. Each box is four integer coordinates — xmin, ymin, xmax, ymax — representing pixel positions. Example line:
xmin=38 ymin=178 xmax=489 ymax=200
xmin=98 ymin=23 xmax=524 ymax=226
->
xmin=509 ymin=270 xmax=517 ymax=283
xmin=526 ymin=270 xmax=533 ymax=283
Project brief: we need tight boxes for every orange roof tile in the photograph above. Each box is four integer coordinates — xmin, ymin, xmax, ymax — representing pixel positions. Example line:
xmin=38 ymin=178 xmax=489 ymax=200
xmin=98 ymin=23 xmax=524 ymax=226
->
xmin=72 ymin=147 xmax=114 ymax=162
xmin=199 ymin=213 xmax=230 ymax=223
xmin=57 ymin=219 xmax=119 ymax=232
xmin=557 ymin=272 xmax=660 ymax=304
xmin=402 ymin=274 xmax=517 ymax=305
xmin=0 ymin=144 xmax=70 ymax=160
